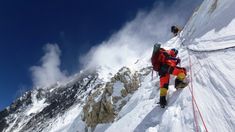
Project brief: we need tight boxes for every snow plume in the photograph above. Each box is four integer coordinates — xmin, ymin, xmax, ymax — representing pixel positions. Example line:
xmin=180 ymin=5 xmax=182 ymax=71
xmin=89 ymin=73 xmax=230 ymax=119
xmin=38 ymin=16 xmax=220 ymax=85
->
xmin=30 ymin=44 xmax=66 ymax=88
xmin=80 ymin=0 xmax=202 ymax=79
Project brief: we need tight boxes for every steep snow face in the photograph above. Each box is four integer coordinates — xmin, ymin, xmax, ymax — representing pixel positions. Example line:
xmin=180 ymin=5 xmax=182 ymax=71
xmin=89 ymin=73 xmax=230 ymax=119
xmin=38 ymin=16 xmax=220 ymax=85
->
xmin=183 ymin=0 xmax=235 ymax=47
xmin=103 ymin=37 xmax=194 ymax=132
xmin=180 ymin=0 xmax=235 ymax=131
xmin=1 ymin=0 xmax=235 ymax=132
xmin=102 ymin=0 xmax=235 ymax=132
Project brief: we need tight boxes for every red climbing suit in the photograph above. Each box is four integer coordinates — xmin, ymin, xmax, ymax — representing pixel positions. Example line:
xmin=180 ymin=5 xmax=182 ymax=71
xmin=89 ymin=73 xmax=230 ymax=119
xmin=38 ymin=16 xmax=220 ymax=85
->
xmin=159 ymin=49 xmax=187 ymax=97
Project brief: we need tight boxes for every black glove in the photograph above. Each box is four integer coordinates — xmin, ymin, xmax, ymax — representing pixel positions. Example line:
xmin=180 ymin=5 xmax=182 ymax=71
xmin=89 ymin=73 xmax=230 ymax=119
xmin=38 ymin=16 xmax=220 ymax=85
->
xmin=176 ymin=57 xmax=181 ymax=64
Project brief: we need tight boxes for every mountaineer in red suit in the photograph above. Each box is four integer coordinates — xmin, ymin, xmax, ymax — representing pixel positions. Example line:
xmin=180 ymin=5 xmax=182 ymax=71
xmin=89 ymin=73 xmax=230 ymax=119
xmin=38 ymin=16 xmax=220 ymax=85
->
xmin=151 ymin=44 xmax=188 ymax=108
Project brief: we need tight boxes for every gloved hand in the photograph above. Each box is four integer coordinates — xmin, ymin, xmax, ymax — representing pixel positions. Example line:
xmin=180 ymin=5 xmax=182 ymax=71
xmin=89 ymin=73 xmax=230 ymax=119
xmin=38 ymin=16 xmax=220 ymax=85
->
xmin=176 ymin=57 xmax=181 ymax=64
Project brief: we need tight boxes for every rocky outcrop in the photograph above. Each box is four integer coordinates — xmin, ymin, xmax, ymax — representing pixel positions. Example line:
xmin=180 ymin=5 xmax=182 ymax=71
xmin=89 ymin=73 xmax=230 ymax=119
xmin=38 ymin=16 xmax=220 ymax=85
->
xmin=82 ymin=67 xmax=144 ymax=129
xmin=0 ymin=66 xmax=152 ymax=132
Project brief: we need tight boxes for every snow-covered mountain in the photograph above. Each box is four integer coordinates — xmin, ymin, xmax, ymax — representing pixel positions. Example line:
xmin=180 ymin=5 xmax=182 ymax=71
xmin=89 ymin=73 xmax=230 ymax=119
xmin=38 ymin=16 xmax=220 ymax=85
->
xmin=1 ymin=0 xmax=235 ymax=132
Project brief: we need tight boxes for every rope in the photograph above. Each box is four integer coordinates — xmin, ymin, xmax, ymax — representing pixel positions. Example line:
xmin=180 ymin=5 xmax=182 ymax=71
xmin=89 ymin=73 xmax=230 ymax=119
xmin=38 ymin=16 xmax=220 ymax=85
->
xmin=187 ymin=50 xmax=209 ymax=132
xmin=188 ymin=53 xmax=199 ymax=132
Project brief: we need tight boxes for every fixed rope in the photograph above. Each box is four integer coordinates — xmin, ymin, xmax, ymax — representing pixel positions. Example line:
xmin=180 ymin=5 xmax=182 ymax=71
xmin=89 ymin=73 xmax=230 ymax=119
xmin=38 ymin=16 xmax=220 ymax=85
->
xmin=187 ymin=50 xmax=209 ymax=132
xmin=188 ymin=52 xmax=199 ymax=132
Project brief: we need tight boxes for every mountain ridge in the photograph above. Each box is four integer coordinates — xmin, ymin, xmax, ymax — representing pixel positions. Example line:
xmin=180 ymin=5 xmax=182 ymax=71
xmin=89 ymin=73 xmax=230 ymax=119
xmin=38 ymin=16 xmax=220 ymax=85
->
xmin=1 ymin=0 xmax=235 ymax=131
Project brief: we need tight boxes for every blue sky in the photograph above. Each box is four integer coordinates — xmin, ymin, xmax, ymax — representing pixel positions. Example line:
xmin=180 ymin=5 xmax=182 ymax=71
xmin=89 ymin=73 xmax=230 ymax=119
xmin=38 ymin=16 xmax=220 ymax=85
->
xmin=0 ymin=0 xmax=202 ymax=110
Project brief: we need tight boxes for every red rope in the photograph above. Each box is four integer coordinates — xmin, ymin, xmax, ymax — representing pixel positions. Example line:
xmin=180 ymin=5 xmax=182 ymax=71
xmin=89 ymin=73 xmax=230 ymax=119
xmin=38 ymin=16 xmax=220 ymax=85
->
xmin=188 ymin=51 xmax=209 ymax=132
xmin=188 ymin=54 xmax=199 ymax=132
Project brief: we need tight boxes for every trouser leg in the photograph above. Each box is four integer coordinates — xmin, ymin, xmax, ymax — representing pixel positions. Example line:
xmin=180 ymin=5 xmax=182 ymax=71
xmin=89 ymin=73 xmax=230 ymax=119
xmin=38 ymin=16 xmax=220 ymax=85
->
xmin=170 ymin=67 xmax=188 ymax=89
xmin=159 ymin=74 xmax=170 ymax=107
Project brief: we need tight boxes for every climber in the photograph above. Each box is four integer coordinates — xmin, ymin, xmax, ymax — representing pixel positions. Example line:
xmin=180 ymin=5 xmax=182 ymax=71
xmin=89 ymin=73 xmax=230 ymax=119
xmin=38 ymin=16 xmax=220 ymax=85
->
xmin=171 ymin=25 xmax=181 ymax=36
xmin=151 ymin=43 xmax=188 ymax=108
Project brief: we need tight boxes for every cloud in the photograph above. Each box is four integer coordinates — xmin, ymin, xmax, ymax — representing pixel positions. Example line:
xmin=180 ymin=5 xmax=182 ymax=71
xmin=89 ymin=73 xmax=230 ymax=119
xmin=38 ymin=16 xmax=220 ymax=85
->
xmin=30 ymin=44 xmax=66 ymax=88
xmin=80 ymin=0 xmax=202 ymax=78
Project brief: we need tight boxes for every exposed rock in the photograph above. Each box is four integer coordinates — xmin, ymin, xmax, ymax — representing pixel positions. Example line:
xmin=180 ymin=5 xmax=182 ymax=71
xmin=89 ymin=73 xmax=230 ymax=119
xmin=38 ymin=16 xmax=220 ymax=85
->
xmin=0 ymin=72 xmax=99 ymax=132
xmin=113 ymin=96 xmax=122 ymax=103
xmin=105 ymin=82 xmax=113 ymax=96
xmin=83 ymin=93 xmax=115 ymax=128
xmin=121 ymin=88 xmax=128 ymax=97
xmin=0 ymin=66 xmax=150 ymax=132
xmin=82 ymin=67 xmax=145 ymax=129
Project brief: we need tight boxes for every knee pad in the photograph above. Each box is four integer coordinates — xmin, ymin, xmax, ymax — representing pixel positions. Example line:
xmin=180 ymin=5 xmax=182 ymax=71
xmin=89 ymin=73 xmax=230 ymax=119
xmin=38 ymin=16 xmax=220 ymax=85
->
xmin=177 ymin=73 xmax=186 ymax=81
xmin=160 ymin=88 xmax=168 ymax=96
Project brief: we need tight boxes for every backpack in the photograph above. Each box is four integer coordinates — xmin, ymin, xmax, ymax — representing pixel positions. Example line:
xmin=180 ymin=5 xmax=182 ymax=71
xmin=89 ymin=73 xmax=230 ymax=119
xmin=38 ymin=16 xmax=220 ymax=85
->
xmin=151 ymin=43 xmax=165 ymax=71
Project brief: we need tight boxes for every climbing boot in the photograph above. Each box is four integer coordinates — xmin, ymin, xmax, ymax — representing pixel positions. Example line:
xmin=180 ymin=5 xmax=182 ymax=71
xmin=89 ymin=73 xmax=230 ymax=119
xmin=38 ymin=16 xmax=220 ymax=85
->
xmin=175 ymin=78 xmax=188 ymax=89
xmin=159 ymin=96 xmax=167 ymax=108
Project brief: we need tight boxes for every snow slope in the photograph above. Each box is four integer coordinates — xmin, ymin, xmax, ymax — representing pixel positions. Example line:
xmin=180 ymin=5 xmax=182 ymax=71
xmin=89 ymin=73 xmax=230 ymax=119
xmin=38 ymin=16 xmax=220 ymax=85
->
xmin=1 ymin=0 xmax=235 ymax=132
xmin=102 ymin=0 xmax=235 ymax=132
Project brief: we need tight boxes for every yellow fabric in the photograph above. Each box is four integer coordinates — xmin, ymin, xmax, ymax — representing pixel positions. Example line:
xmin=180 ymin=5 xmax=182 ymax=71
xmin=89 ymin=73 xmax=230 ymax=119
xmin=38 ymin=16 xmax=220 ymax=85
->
xmin=160 ymin=88 xmax=168 ymax=96
xmin=177 ymin=73 xmax=186 ymax=81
